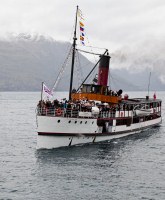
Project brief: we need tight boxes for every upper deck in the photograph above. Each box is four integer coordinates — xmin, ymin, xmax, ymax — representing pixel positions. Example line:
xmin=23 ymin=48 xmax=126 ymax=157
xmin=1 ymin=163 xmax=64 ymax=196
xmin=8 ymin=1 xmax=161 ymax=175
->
xmin=36 ymin=96 xmax=161 ymax=119
xmin=71 ymin=84 xmax=122 ymax=104
xmin=122 ymin=98 xmax=161 ymax=104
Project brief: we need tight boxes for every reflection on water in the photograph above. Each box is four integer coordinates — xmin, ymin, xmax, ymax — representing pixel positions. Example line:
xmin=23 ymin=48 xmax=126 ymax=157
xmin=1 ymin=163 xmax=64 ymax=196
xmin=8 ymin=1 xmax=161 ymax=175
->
xmin=32 ymin=126 xmax=165 ymax=200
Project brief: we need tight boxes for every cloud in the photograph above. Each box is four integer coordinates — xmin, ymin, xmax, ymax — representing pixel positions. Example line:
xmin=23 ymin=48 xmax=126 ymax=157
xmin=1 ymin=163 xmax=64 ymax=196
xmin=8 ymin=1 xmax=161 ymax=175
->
xmin=0 ymin=0 xmax=164 ymax=47
xmin=0 ymin=0 xmax=165 ymax=82
xmin=110 ymin=36 xmax=165 ymax=84
xmin=159 ymin=75 xmax=165 ymax=84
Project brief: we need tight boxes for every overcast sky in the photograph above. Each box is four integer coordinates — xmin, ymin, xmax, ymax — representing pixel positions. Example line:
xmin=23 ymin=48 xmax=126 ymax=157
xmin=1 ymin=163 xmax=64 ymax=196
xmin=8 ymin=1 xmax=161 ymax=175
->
xmin=0 ymin=0 xmax=165 ymax=81
xmin=0 ymin=0 xmax=164 ymax=50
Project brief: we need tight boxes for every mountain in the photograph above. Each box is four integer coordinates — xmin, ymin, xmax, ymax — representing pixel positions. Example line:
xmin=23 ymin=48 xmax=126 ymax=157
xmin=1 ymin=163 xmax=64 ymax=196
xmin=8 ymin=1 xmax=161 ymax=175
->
xmin=110 ymin=68 xmax=165 ymax=91
xmin=0 ymin=34 xmax=164 ymax=92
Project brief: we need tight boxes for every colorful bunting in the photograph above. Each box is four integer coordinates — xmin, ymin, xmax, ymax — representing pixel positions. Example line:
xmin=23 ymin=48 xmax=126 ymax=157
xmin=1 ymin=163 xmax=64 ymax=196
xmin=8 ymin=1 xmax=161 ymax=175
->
xmin=78 ymin=8 xmax=85 ymax=45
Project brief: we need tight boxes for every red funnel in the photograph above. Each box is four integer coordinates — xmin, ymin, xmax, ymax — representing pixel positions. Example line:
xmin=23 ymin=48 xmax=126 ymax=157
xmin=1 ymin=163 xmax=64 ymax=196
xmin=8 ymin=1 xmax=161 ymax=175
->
xmin=97 ymin=55 xmax=110 ymax=86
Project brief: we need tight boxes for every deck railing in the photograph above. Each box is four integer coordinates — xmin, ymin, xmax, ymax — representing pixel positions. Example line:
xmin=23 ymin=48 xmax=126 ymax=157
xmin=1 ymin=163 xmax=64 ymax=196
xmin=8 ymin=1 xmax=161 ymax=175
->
xmin=36 ymin=107 xmax=118 ymax=119
xmin=36 ymin=107 xmax=160 ymax=119
xmin=37 ymin=107 xmax=86 ymax=118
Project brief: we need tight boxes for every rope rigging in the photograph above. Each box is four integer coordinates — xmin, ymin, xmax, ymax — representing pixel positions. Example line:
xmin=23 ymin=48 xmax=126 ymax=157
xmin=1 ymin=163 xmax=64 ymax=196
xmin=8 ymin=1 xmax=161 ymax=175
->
xmin=75 ymin=49 xmax=84 ymax=88
xmin=109 ymin=70 xmax=144 ymax=91
xmin=51 ymin=6 xmax=108 ymax=94
xmin=76 ymin=48 xmax=104 ymax=56
xmin=51 ymin=45 xmax=72 ymax=92
xmin=76 ymin=49 xmax=108 ymax=92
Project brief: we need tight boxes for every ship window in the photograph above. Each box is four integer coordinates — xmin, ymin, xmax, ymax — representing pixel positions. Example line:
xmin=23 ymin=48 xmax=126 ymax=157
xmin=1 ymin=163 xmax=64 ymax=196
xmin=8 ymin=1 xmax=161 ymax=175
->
xmin=75 ymin=121 xmax=77 ymax=124
xmin=116 ymin=118 xmax=131 ymax=126
xmin=86 ymin=86 xmax=91 ymax=93
xmin=92 ymin=121 xmax=94 ymax=124
xmin=80 ymin=121 xmax=82 ymax=124
xmin=109 ymin=120 xmax=113 ymax=126
xmin=153 ymin=102 xmax=157 ymax=108
xmin=68 ymin=120 xmax=71 ymax=123
xmin=85 ymin=121 xmax=87 ymax=124
xmin=133 ymin=117 xmax=140 ymax=124
xmin=57 ymin=120 xmax=60 ymax=123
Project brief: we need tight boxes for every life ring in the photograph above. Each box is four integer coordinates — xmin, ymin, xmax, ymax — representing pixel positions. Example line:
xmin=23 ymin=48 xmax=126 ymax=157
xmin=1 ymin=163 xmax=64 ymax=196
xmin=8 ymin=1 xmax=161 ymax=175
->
xmin=56 ymin=108 xmax=62 ymax=116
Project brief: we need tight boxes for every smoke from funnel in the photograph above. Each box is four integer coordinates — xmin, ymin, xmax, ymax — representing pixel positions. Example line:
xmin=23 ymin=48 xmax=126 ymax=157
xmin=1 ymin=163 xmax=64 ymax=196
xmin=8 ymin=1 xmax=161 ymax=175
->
xmin=110 ymin=38 xmax=165 ymax=84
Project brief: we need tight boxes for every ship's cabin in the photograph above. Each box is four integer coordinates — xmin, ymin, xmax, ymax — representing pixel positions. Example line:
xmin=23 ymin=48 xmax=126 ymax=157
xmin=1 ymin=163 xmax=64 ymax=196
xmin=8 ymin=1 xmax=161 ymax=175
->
xmin=72 ymin=84 xmax=122 ymax=104
xmin=80 ymin=84 xmax=108 ymax=95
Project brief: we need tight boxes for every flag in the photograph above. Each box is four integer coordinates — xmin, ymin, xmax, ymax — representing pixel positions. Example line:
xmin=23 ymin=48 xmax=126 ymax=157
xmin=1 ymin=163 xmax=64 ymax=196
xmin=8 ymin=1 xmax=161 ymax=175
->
xmin=153 ymin=92 xmax=156 ymax=100
xmin=80 ymin=36 xmax=84 ymax=41
xmin=43 ymin=83 xmax=53 ymax=98
xmin=81 ymin=32 xmax=85 ymax=37
xmin=81 ymin=41 xmax=85 ymax=45
xmin=78 ymin=8 xmax=85 ymax=45
xmin=80 ymin=27 xmax=84 ymax=32
xmin=77 ymin=8 xmax=84 ymax=20
xmin=79 ymin=21 xmax=84 ymax=27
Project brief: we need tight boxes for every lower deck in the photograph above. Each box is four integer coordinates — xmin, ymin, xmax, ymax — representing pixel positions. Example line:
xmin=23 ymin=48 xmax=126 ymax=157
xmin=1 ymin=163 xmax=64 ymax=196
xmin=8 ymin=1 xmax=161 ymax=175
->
xmin=37 ymin=113 xmax=161 ymax=135
xmin=37 ymin=116 xmax=161 ymax=149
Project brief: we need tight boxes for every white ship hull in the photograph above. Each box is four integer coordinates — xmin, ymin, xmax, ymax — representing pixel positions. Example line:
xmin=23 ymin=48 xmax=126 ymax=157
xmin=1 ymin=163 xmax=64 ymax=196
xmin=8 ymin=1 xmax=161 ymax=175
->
xmin=36 ymin=115 xmax=162 ymax=149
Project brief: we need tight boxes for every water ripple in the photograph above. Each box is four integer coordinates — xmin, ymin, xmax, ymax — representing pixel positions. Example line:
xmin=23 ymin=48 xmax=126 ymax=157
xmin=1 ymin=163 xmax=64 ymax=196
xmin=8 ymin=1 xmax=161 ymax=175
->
xmin=0 ymin=91 xmax=165 ymax=200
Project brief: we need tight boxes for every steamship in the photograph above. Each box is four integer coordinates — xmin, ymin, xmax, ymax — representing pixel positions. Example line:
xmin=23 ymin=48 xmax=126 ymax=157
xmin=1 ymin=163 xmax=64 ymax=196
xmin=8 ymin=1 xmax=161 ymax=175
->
xmin=36 ymin=7 xmax=162 ymax=149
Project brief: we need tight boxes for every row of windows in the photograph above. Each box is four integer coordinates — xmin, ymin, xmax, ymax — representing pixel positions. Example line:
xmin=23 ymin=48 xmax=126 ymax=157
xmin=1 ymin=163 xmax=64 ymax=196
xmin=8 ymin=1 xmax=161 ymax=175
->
xmin=57 ymin=120 xmax=95 ymax=124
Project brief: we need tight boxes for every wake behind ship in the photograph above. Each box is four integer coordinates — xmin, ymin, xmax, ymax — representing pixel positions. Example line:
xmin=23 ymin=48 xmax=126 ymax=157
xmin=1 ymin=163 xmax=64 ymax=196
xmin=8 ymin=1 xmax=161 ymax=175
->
xmin=36 ymin=6 xmax=162 ymax=149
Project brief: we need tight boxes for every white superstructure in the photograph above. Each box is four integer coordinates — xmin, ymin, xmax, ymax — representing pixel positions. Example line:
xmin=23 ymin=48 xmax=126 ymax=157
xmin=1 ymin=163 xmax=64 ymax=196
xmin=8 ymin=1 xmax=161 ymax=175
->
xmin=36 ymin=98 xmax=162 ymax=149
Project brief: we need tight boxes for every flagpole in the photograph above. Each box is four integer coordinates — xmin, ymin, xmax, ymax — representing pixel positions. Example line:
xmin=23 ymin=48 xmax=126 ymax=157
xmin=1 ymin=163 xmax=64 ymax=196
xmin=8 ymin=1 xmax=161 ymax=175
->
xmin=41 ymin=82 xmax=44 ymax=101
xmin=147 ymin=72 xmax=151 ymax=97
xmin=69 ymin=5 xmax=79 ymax=100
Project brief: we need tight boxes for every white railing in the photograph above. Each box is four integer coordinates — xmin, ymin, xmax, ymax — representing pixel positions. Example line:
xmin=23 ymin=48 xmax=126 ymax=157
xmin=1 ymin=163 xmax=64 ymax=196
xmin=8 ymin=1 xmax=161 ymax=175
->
xmin=37 ymin=107 xmax=90 ymax=118
xmin=36 ymin=107 xmax=160 ymax=119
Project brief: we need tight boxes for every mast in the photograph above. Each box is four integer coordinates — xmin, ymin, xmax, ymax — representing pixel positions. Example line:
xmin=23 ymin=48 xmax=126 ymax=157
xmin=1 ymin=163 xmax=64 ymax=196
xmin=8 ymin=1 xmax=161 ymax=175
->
xmin=69 ymin=6 xmax=79 ymax=100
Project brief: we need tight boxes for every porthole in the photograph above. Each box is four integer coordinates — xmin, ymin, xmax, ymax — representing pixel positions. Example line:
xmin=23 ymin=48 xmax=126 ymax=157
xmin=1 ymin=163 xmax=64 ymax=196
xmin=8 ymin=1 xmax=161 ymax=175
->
xmin=57 ymin=120 xmax=60 ymax=123
xmin=68 ymin=120 xmax=71 ymax=123
xmin=80 ymin=121 xmax=82 ymax=124
xmin=92 ymin=121 xmax=94 ymax=124
xmin=75 ymin=121 xmax=77 ymax=124
xmin=85 ymin=121 xmax=87 ymax=124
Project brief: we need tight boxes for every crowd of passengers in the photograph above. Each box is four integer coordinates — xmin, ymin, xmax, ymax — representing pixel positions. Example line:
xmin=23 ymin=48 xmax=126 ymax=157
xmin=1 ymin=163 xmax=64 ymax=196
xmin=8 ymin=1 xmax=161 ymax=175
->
xmin=38 ymin=98 xmax=98 ymax=113
xmin=37 ymin=98 xmax=134 ymax=116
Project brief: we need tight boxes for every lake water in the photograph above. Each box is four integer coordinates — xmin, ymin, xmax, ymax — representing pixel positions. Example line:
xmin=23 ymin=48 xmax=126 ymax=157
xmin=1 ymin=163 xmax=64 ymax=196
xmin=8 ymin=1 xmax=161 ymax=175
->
xmin=0 ymin=91 xmax=165 ymax=200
